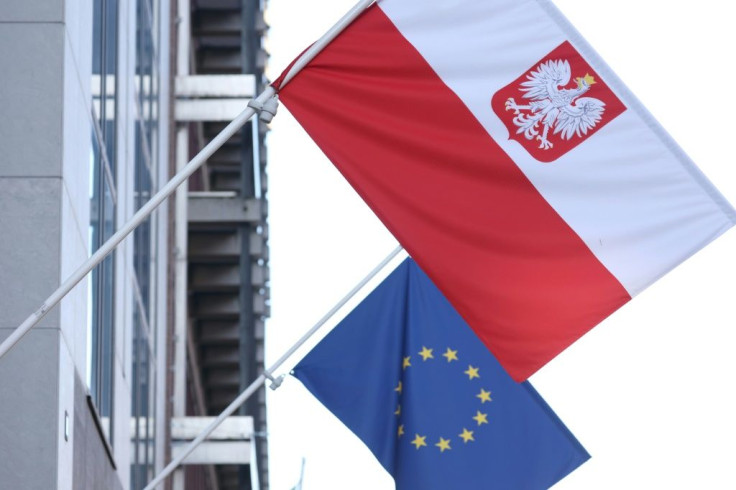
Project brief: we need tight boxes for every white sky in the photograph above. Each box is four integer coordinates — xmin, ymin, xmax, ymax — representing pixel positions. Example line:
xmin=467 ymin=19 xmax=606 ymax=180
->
xmin=263 ymin=1 xmax=736 ymax=488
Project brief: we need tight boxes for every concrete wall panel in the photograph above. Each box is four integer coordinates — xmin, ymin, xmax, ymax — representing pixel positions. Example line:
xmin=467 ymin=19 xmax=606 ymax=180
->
xmin=0 ymin=0 xmax=62 ymax=23
xmin=0 ymin=23 xmax=64 ymax=177
xmin=0 ymin=177 xmax=62 ymax=329
xmin=57 ymin=332 xmax=76 ymax=490
xmin=72 ymin=372 xmax=124 ymax=490
xmin=64 ymin=0 xmax=94 ymax=90
xmin=60 ymin=182 xmax=89 ymax=373
xmin=0 ymin=328 xmax=60 ymax=490
xmin=113 ymin=353 xmax=132 ymax=490
xmin=60 ymin=21 xmax=93 ymax=374
xmin=62 ymin=31 xmax=93 ymax=244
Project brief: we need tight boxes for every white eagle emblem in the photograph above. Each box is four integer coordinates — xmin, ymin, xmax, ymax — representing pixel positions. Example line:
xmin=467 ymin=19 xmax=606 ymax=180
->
xmin=505 ymin=59 xmax=605 ymax=150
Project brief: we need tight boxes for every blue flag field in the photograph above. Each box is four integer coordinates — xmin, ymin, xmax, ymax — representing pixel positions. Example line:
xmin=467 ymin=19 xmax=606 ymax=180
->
xmin=293 ymin=258 xmax=589 ymax=489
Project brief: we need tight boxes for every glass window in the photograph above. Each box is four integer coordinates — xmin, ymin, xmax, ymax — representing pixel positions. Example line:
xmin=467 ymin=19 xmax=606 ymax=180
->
xmin=88 ymin=0 xmax=119 ymax=442
xmin=131 ymin=295 xmax=155 ymax=488
xmin=131 ymin=0 xmax=160 ymax=486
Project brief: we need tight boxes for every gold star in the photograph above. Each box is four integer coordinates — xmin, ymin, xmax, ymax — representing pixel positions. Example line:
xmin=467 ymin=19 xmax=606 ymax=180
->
xmin=394 ymin=381 xmax=402 ymax=394
xmin=442 ymin=348 xmax=458 ymax=362
xmin=394 ymin=404 xmax=401 ymax=416
xmin=473 ymin=410 xmax=489 ymax=426
xmin=476 ymin=388 xmax=492 ymax=403
xmin=435 ymin=437 xmax=452 ymax=453
xmin=402 ymin=356 xmax=411 ymax=370
xmin=458 ymin=428 xmax=475 ymax=443
xmin=418 ymin=346 xmax=434 ymax=361
xmin=464 ymin=365 xmax=480 ymax=380
xmin=398 ymin=425 xmax=405 ymax=437
xmin=411 ymin=434 xmax=427 ymax=450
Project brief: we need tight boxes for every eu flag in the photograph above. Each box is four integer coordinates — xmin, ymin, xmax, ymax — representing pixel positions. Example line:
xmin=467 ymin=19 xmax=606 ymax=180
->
xmin=293 ymin=258 xmax=589 ymax=489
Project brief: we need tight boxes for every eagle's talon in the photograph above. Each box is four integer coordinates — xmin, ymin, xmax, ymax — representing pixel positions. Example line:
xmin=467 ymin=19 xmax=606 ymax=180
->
xmin=505 ymin=98 xmax=521 ymax=114
xmin=536 ymin=135 xmax=553 ymax=150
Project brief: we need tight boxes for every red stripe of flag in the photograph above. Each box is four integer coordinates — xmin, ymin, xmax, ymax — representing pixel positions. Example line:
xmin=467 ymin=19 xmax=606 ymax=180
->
xmin=276 ymin=6 xmax=630 ymax=381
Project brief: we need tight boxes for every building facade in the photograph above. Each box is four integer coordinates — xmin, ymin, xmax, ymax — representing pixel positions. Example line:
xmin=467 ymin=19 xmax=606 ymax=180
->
xmin=0 ymin=0 xmax=269 ymax=488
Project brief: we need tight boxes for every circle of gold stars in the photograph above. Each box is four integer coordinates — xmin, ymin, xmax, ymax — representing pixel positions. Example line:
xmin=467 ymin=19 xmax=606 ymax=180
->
xmin=394 ymin=346 xmax=494 ymax=454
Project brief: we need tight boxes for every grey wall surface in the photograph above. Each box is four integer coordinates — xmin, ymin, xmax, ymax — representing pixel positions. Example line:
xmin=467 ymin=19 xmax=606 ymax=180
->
xmin=0 ymin=1 xmax=122 ymax=488
xmin=72 ymin=372 xmax=124 ymax=490
xmin=0 ymin=329 xmax=60 ymax=489
xmin=0 ymin=0 xmax=62 ymax=22
xmin=0 ymin=178 xmax=62 ymax=329
xmin=0 ymin=5 xmax=66 ymax=488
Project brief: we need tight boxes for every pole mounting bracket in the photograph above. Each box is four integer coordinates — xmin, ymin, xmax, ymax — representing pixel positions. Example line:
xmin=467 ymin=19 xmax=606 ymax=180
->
xmin=263 ymin=369 xmax=285 ymax=390
xmin=248 ymin=95 xmax=279 ymax=123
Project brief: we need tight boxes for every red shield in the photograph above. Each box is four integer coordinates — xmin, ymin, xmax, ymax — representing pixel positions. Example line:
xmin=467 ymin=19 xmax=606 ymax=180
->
xmin=491 ymin=41 xmax=626 ymax=163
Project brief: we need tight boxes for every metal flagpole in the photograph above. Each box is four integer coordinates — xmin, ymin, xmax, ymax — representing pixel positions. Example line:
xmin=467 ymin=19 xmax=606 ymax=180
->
xmin=0 ymin=0 xmax=378 ymax=362
xmin=294 ymin=457 xmax=306 ymax=490
xmin=143 ymin=245 xmax=403 ymax=490
xmin=0 ymin=87 xmax=267 ymax=360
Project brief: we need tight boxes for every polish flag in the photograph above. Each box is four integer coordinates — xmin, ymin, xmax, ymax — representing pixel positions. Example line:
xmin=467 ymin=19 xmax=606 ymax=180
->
xmin=274 ymin=0 xmax=735 ymax=381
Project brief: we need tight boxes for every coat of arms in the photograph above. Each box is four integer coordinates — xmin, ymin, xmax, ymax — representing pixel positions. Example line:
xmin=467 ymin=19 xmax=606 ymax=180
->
xmin=492 ymin=41 xmax=626 ymax=162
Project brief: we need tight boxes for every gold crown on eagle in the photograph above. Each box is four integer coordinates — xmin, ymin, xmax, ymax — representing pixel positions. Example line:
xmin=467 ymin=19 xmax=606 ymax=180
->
xmin=575 ymin=73 xmax=597 ymax=88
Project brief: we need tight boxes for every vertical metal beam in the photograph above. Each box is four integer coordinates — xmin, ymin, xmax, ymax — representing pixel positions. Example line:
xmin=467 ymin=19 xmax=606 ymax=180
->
xmin=186 ymin=322 xmax=221 ymax=490
xmin=241 ymin=1 xmax=260 ymax=486
xmin=172 ymin=125 xmax=189 ymax=490
xmin=241 ymin=0 xmax=258 ymax=82
xmin=155 ymin=0 xmax=173 ymax=481
xmin=238 ymin=222 xmax=254 ymax=489
xmin=172 ymin=0 xmax=190 ymax=488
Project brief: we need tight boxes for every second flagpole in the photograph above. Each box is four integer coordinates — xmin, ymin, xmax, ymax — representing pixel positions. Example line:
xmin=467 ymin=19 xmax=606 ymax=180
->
xmin=143 ymin=245 xmax=404 ymax=490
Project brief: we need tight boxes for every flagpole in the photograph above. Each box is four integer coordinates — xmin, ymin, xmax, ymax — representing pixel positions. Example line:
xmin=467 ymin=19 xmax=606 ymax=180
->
xmin=143 ymin=245 xmax=403 ymax=490
xmin=0 ymin=0 xmax=378 ymax=362
xmin=279 ymin=0 xmax=375 ymax=87
xmin=0 ymin=86 xmax=262 ymax=360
